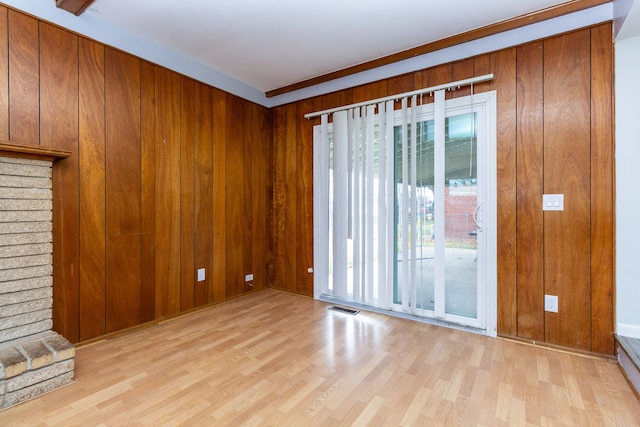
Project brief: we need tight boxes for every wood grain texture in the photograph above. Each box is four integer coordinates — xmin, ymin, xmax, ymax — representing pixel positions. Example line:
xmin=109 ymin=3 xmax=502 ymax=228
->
xmin=488 ymin=48 xmax=518 ymax=337
xmin=515 ymin=41 xmax=544 ymax=341
xmin=78 ymin=37 xmax=106 ymax=341
xmin=0 ymin=7 xmax=273 ymax=345
xmin=224 ymin=94 xmax=247 ymax=298
xmin=2 ymin=290 xmax=638 ymax=426
xmin=270 ymin=25 xmax=614 ymax=354
xmin=8 ymin=9 xmax=39 ymax=144
xmin=212 ymin=88 xmax=227 ymax=303
xmin=155 ymin=67 xmax=182 ymax=318
xmin=55 ymin=0 xmax=95 ymax=16
xmin=296 ymin=98 xmax=316 ymax=296
xmin=180 ymin=77 xmax=196 ymax=311
xmin=265 ymin=0 xmax=610 ymax=97
xmin=249 ymin=102 xmax=271 ymax=291
xmin=40 ymin=23 xmax=80 ymax=343
xmin=194 ymin=83 xmax=214 ymax=307
xmin=140 ymin=61 xmax=156 ymax=323
xmin=283 ymin=103 xmax=298 ymax=293
xmin=105 ymin=48 xmax=141 ymax=333
xmin=589 ymin=23 xmax=614 ymax=355
xmin=543 ymin=29 xmax=592 ymax=350
xmin=0 ymin=6 xmax=8 ymax=140
xmin=271 ymin=105 xmax=286 ymax=290
xmin=451 ymin=58 xmax=475 ymax=99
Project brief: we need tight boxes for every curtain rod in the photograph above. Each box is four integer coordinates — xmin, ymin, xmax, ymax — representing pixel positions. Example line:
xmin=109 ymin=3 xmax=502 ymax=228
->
xmin=304 ymin=74 xmax=493 ymax=119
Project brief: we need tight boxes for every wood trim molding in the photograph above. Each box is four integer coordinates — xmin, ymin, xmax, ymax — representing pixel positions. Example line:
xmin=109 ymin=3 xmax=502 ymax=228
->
xmin=56 ymin=0 xmax=96 ymax=16
xmin=266 ymin=0 xmax=611 ymax=97
xmin=0 ymin=141 xmax=71 ymax=161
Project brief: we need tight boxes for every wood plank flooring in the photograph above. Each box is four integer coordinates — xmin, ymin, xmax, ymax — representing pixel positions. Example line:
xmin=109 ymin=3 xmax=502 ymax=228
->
xmin=1 ymin=289 xmax=638 ymax=426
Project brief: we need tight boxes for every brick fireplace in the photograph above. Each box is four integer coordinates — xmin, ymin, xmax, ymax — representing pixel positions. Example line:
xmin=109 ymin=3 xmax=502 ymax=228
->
xmin=0 ymin=141 xmax=74 ymax=409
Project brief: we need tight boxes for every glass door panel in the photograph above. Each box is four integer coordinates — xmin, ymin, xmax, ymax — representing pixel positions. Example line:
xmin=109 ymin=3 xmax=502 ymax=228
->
xmin=444 ymin=113 xmax=478 ymax=318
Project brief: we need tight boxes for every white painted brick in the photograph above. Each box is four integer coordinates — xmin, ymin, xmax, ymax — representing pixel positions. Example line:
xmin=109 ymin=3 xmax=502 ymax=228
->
xmin=0 ymin=288 xmax=52 ymax=305
xmin=3 ymin=370 xmax=74 ymax=407
xmin=0 ymin=320 xmax=52 ymax=343
xmin=0 ymin=309 xmax=52 ymax=330
xmin=0 ymin=175 xmax=51 ymax=189
xmin=0 ymin=298 xmax=52 ymax=317
xmin=0 ymin=276 xmax=52 ymax=294
xmin=0 ymin=199 xmax=52 ymax=211
xmin=0 ymin=254 xmax=52 ymax=270
xmin=5 ymin=359 xmax=73 ymax=393
xmin=0 ymin=265 xmax=52 ymax=282
xmin=0 ymin=243 xmax=52 ymax=259
xmin=0 ymin=232 xmax=52 ymax=246
xmin=0 ymin=157 xmax=50 ymax=167
xmin=0 ymin=188 xmax=51 ymax=200
xmin=0 ymin=222 xmax=51 ymax=235
xmin=0 ymin=163 xmax=51 ymax=178
xmin=0 ymin=211 xmax=51 ymax=223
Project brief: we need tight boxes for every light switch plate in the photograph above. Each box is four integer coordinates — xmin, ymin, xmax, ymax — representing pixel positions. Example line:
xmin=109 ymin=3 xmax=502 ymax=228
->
xmin=543 ymin=194 xmax=564 ymax=211
xmin=197 ymin=268 xmax=205 ymax=282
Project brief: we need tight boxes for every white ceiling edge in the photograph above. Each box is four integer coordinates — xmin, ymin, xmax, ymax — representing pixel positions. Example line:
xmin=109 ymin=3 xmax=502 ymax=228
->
xmin=0 ymin=0 xmax=268 ymax=106
xmin=615 ymin=0 xmax=640 ymax=40
xmin=2 ymin=1 xmax=613 ymax=109
xmin=271 ymin=3 xmax=613 ymax=108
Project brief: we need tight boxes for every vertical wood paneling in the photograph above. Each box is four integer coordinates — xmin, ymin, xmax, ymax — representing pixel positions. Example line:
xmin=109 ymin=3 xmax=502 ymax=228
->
xmin=242 ymin=102 xmax=253 ymax=293
xmin=284 ymin=103 xmax=298 ymax=293
xmin=590 ymin=23 xmax=614 ymax=355
xmin=451 ymin=58 xmax=475 ymax=98
xmin=155 ymin=67 xmax=181 ymax=318
xmin=140 ymin=61 xmax=156 ymax=323
xmin=271 ymin=105 xmax=286 ymax=290
xmin=0 ymin=5 xmax=615 ymax=354
xmin=78 ymin=38 xmax=106 ymax=341
xmin=194 ymin=83 xmax=214 ymax=307
xmin=489 ymin=48 xmax=518 ymax=337
xmin=8 ymin=10 xmax=39 ymax=144
xmin=225 ymin=95 xmax=247 ymax=297
xmin=426 ymin=63 xmax=453 ymax=104
xmin=0 ymin=6 xmax=8 ymax=140
xmin=41 ymin=23 xmax=80 ymax=342
xmin=212 ymin=88 xmax=226 ymax=302
xmin=296 ymin=98 xmax=316 ymax=295
xmin=543 ymin=29 xmax=592 ymax=350
xmin=104 ymin=48 xmax=141 ymax=332
xmin=250 ymin=103 xmax=270 ymax=291
xmin=516 ymin=41 xmax=545 ymax=341
xmin=180 ymin=77 xmax=196 ymax=311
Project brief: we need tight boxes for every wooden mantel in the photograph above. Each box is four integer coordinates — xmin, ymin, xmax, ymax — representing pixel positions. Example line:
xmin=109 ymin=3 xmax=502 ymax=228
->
xmin=0 ymin=141 xmax=71 ymax=161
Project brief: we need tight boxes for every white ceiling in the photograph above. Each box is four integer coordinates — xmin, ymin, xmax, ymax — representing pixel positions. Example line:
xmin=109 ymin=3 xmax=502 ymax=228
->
xmin=85 ymin=0 xmax=571 ymax=93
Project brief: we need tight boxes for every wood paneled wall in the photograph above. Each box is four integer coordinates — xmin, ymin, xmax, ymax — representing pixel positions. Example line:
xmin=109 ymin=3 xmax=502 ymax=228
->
xmin=0 ymin=7 xmax=272 ymax=343
xmin=272 ymin=23 xmax=614 ymax=354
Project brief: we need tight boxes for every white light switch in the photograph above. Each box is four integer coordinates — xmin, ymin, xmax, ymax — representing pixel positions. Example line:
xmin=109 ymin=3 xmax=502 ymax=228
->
xmin=197 ymin=268 xmax=205 ymax=282
xmin=542 ymin=194 xmax=564 ymax=211
xmin=544 ymin=294 xmax=558 ymax=313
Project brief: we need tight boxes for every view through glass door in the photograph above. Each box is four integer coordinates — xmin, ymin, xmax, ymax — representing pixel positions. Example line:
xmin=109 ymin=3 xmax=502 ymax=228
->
xmin=314 ymin=91 xmax=496 ymax=335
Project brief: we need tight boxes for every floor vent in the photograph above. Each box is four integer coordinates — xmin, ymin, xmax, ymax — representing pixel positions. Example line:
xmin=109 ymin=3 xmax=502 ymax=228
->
xmin=329 ymin=306 xmax=360 ymax=315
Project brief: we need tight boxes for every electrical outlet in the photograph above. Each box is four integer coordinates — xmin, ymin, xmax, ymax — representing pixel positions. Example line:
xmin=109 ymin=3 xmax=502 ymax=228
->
xmin=245 ymin=274 xmax=254 ymax=282
xmin=544 ymin=294 xmax=558 ymax=313
xmin=542 ymin=194 xmax=564 ymax=211
xmin=197 ymin=268 xmax=205 ymax=282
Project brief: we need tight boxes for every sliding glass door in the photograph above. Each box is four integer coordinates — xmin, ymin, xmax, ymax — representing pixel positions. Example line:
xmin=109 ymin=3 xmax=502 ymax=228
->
xmin=314 ymin=91 xmax=496 ymax=335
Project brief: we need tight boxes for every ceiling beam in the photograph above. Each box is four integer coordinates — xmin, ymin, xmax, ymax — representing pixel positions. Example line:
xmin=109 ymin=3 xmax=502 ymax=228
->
xmin=56 ymin=0 xmax=96 ymax=16
xmin=266 ymin=0 xmax=611 ymax=98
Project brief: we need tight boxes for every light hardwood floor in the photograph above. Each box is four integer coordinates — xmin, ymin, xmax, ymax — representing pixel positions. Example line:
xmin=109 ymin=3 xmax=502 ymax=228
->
xmin=1 ymin=289 xmax=638 ymax=426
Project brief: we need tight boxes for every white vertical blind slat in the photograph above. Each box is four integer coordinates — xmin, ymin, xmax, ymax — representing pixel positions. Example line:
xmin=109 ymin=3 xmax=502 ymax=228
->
xmin=333 ymin=110 xmax=349 ymax=299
